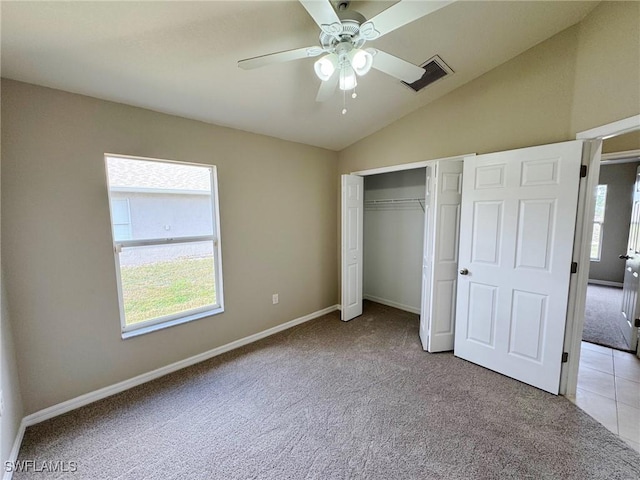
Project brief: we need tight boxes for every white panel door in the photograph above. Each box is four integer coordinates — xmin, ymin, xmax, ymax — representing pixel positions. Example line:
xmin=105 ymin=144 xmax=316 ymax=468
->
xmin=341 ymin=174 xmax=364 ymax=321
xmin=454 ymin=141 xmax=583 ymax=394
xmin=420 ymin=161 xmax=463 ymax=352
xmin=620 ymin=166 xmax=640 ymax=351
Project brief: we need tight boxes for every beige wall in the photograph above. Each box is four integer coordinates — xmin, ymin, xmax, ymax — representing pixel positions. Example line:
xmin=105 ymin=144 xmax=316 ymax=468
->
xmin=339 ymin=1 xmax=640 ymax=174
xmin=2 ymin=98 xmax=25 ymax=461
xmin=1 ymin=86 xmax=25 ymax=463
xmin=1 ymin=274 xmax=24 ymax=464
xmin=1 ymin=80 xmax=338 ymax=414
xmin=338 ymin=25 xmax=579 ymax=174
xmin=603 ymin=131 xmax=640 ymax=154
xmin=570 ymin=1 xmax=640 ymax=136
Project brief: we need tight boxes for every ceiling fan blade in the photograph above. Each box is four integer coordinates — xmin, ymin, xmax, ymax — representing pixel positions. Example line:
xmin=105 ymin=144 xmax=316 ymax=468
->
xmin=316 ymin=70 xmax=339 ymax=102
xmin=299 ymin=0 xmax=343 ymax=37
xmin=368 ymin=48 xmax=424 ymax=83
xmin=238 ymin=46 xmax=325 ymax=70
xmin=360 ymin=1 xmax=453 ymax=40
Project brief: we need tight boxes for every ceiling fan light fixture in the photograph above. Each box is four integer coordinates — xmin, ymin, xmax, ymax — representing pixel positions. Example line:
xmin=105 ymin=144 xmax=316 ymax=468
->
xmin=349 ymin=49 xmax=373 ymax=76
xmin=339 ymin=65 xmax=357 ymax=91
xmin=314 ymin=54 xmax=337 ymax=81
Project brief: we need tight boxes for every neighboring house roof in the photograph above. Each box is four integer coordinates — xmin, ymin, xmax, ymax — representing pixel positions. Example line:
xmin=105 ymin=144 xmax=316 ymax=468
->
xmin=106 ymin=156 xmax=211 ymax=192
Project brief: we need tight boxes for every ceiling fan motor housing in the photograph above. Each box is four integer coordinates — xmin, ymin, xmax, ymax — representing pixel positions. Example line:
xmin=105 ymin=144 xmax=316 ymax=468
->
xmin=319 ymin=9 xmax=367 ymax=50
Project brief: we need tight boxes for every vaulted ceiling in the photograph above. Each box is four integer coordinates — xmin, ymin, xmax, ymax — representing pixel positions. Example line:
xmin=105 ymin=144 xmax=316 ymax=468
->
xmin=1 ymin=1 xmax=599 ymax=150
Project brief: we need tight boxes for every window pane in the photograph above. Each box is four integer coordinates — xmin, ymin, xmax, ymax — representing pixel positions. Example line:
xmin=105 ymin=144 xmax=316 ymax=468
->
xmin=591 ymin=222 xmax=602 ymax=260
xmin=113 ymin=224 xmax=132 ymax=241
xmin=105 ymin=155 xmax=223 ymax=335
xmin=119 ymin=241 xmax=216 ymax=326
xmin=593 ymin=185 xmax=607 ymax=223
xmin=106 ymin=156 xmax=213 ymax=241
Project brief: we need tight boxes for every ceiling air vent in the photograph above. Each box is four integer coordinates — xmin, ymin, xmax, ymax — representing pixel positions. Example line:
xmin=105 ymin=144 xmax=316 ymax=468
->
xmin=402 ymin=55 xmax=453 ymax=92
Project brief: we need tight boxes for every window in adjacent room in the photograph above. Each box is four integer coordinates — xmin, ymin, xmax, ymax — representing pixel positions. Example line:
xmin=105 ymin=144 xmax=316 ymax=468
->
xmin=105 ymin=154 xmax=224 ymax=338
xmin=590 ymin=184 xmax=608 ymax=261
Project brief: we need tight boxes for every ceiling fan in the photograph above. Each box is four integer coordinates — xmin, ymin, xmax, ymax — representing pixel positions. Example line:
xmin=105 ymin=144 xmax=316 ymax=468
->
xmin=238 ymin=0 xmax=452 ymax=113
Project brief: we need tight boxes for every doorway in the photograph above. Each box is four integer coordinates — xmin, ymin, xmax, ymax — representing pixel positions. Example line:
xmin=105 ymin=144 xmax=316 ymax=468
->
xmin=564 ymin=118 xmax=640 ymax=452
xmin=563 ymin=116 xmax=640 ymax=399
xmin=363 ymin=168 xmax=426 ymax=314
xmin=583 ymin=147 xmax=640 ymax=352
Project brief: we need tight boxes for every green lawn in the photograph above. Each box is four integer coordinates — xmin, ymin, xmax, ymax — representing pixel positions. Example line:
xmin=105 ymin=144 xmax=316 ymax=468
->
xmin=121 ymin=257 xmax=216 ymax=325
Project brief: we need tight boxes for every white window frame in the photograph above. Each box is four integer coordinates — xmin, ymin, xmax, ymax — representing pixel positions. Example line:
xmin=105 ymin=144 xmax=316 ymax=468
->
xmin=590 ymin=184 xmax=607 ymax=262
xmin=105 ymin=154 xmax=224 ymax=339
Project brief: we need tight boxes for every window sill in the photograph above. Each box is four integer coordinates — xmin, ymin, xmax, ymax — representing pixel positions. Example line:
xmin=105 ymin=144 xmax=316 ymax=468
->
xmin=121 ymin=306 xmax=224 ymax=339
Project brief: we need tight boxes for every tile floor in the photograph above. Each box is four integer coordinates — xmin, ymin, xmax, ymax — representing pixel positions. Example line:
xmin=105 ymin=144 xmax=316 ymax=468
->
xmin=571 ymin=341 xmax=640 ymax=453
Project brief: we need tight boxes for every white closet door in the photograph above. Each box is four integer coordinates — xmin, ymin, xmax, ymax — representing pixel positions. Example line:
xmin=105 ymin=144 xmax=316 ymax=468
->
xmin=341 ymin=174 xmax=363 ymax=321
xmin=419 ymin=167 xmax=433 ymax=350
xmin=454 ymin=140 xmax=583 ymax=394
xmin=427 ymin=160 xmax=463 ymax=352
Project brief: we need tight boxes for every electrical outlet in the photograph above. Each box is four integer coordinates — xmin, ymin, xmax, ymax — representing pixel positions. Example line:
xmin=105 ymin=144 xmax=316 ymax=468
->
xmin=272 ymin=294 xmax=279 ymax=305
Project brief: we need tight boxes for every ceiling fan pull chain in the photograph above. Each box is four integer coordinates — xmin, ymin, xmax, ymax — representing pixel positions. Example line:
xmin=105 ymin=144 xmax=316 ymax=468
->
xmin=342 ymin=88 xmax=347 ymax=115
xmin=341 ymin=68 xmax=347 ymax=114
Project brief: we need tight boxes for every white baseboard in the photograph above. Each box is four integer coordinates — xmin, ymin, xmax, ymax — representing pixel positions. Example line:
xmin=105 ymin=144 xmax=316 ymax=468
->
xmin=363 ymin=295 xmax=421 ymax=315
xmin=21 ymin=305 xmax=339 ymax=429
xmin=3 ymin=419 xmax=26 ymax=480
xmin=588 ymin=279 xmax=623 ymax=288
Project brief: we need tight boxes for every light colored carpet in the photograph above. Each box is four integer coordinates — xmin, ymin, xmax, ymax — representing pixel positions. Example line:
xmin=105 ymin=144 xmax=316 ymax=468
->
xmin=583 ymin=285 xmax=630 ymax=351
xmin=15 ymin=301 xmax=640 ymax=479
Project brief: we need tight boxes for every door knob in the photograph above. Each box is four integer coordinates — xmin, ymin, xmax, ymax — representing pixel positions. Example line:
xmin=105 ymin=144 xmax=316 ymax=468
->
xmin=459 ymin=268 xmax=469 ymax=275
xmin=619 ymin=255 xmax=631 ymax=260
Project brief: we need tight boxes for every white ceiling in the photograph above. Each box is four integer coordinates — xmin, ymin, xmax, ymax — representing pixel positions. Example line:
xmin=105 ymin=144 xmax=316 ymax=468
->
xmin=1 ymin=1 xmax=598 ymax=151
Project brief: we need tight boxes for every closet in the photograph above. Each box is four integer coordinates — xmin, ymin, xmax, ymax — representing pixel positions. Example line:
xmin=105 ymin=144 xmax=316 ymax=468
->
xmin=363 ymin=168 xmax=426 ymax=314
xmin=345 ymin=139 xmax=592 ymax=393
xmin=344 ymin=158 xmax=463 ymax=353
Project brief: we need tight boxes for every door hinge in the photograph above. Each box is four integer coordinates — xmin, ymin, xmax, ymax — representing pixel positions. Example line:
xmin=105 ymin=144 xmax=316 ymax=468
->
xmin=562 ymin=352 xmax=569 ymax=363
xmin=635 ymin=318 xmax=640 ymax=328
xmin=571 ymin=262 xmax=578 ymax=274
xmin=580 ymin=165 xmax=587 ymax=178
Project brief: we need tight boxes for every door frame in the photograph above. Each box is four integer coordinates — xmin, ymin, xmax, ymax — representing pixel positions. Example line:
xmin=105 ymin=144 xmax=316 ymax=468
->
xmin=561 ymin=114 xmax=640 ymax=397
xmin=345 ymin=153 xmax=472 ymax=322
xmin=350 ymin=154 xmax=473 ymax=177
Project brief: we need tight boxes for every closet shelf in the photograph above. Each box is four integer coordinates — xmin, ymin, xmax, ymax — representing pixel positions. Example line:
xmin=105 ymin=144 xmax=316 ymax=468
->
xmin=364 ymin=198 xmax=425 ymax=212
xmin=364 ymin=197 xmax=423 ymax=205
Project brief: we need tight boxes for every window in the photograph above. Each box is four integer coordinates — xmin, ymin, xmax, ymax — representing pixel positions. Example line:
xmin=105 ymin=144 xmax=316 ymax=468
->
xmin=105 ymin=154 xmax=223 ymax=338
xmin=110 ymin=198 xmax=132 ymax=240
xmin=590 ymin=184 xmax=608 ymax=261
